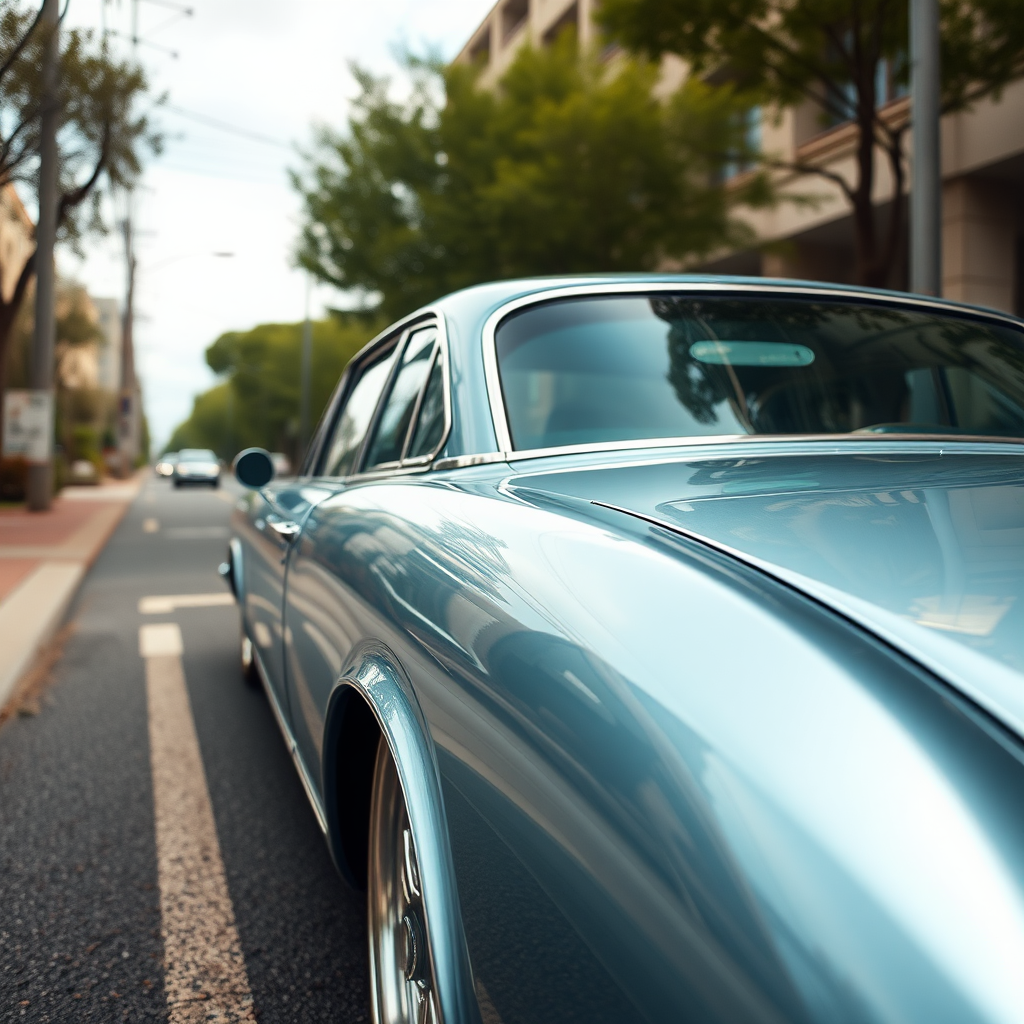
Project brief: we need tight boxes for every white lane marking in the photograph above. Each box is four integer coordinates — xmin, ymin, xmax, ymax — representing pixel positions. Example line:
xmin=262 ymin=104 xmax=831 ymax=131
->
xmin=143 ymin=518 xmax=160 ymax=533
xmin=141 ymin=626 xmax=255 ymax=1023
xmin=139 ymin=623 xmax=185 ymax=658
xmin=166 ymin=526 xmax=230 ymax=540
xmin=140 ymin=593 xmax=234 ymax=615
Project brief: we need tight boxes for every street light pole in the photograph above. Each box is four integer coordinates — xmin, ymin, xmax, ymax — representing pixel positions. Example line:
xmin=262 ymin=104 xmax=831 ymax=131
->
xmin=118 ymin=213 xmax=139 ymax=476
xmin=299 ymin=275 xmax=313 ymax=462
xmin=910 ymin=0 xmax=941 ymax=296
xmin=26 ymin=0 xmax=60 ymax=511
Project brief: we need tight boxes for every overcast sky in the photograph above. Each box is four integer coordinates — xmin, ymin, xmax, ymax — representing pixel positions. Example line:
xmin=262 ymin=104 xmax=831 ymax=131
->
xmin=61 ymin=0 xmax=491 ymax=450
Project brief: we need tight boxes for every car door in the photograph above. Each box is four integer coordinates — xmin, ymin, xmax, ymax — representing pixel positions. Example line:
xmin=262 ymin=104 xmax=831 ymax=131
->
xmin=284 ymin=321 xmax=448 ymax=794
xmin=241 ymin=480 xmax=311 ymax=716
xmin=240 ymin=337 xmax=399 ymax=722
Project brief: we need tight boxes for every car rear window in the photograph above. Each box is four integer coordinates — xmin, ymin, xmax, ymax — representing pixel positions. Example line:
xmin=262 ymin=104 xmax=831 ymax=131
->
xmin=494 ymin=295 xmax=1024 ymax=450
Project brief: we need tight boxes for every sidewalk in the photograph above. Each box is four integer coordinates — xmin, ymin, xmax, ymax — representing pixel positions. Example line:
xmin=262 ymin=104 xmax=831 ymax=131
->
xmin=0 ymin=475 xmax=144 ymax=713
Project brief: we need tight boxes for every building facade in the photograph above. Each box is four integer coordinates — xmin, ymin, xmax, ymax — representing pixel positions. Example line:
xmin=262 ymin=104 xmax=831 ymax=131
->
xmin=455 ymin=0 xmax=1024 ymax=316
xmin=92 ymin=297 xmax=122 ymax=393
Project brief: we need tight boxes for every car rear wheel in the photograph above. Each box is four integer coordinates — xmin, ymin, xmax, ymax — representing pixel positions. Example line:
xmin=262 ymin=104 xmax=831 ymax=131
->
xmin=368 ymin=740 xmax=439 ymax=1024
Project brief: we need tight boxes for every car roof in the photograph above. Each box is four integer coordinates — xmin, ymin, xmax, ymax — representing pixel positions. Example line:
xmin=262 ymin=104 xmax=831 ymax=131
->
xmin=334 ymin=274 xmax=1024 ymax=466
xmin=420 ymin=274 xmax=1023 ymax=459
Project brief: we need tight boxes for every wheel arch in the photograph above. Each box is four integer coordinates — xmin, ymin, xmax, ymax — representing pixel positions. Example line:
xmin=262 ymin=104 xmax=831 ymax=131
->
xmin=322 ymin=640 xmax=482 ymax=1024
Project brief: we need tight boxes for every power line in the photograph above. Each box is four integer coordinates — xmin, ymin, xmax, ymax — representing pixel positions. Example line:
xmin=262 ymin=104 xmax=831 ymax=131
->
xmin=160 ymin=104 xmax=292 ymax=149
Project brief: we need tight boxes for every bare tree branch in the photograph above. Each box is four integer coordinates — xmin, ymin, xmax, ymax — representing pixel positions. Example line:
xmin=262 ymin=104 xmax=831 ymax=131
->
xmin=762 ymin=155 xmax=856 ymax=203
xmin=57 ymin=119 xmax=111 ymax=226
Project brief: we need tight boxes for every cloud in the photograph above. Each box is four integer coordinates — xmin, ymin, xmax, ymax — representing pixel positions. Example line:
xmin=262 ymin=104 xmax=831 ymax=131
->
xmin=63 ymin=0 xmax=491 ymax=449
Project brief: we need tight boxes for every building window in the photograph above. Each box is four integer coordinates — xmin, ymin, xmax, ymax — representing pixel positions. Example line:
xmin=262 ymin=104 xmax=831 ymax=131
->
xmin=502 ymin=0 xmax=529 ymax=43
xmin=469 ymin=27 xmax=491 ymax=64
xmin=824 ymin=56 xmax=907 ymax=128
xmin=721 ymin=107 xmax=762 ymax=180
xmin=542 ymin=1 xmax=577 ymax=46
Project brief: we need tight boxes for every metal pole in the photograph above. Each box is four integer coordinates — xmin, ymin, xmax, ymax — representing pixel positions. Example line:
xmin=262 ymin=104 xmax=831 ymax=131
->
xmin=299 ymin=276 xmax=313 ymax=459
xmin=910 ymin=0 xmax=941 ymax=296
xmin=118 ymin=0 xmax=141 ymax=476
xmin=26 ymin=0 xmax=60 ymax=511
xmin=118 ymin=214 xmax=138 ymax=476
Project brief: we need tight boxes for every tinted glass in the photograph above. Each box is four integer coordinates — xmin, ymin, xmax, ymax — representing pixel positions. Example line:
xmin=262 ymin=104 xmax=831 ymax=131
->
xmin=321 ymin=347 xmax=397 ymax=477
xmin=496 ymin=295 xmax=1024 ymax=449
xmin=408 ymin=354 xmax=446 ymax=458
xmin=364 ymin=327 xmax=437 ymax=468
xmin=179 ymin=449 xmax=216 ymax=461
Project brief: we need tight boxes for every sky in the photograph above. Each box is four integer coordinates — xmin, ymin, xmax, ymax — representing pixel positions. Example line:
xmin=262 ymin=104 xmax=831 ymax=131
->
xmin=61 ymin=0 xmax=492 ymax=451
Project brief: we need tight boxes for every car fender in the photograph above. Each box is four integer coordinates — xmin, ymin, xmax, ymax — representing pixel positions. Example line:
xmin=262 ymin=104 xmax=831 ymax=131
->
xmin=322 ymin=639 xmax=482 ymax=1024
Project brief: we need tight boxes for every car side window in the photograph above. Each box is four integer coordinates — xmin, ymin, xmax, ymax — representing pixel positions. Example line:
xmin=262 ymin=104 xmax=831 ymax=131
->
xmin=320 ymin=346 xmax=398 ymax=477
xmin=407 ymin=352 xmax=446 ymax=459
xmin=363 ymin=326 xmax=438 ymax=469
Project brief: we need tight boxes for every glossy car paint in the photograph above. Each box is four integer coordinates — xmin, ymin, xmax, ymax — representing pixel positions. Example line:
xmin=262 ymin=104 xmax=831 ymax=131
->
xmin=232 ymin=276 xmax=1024 ymax=1024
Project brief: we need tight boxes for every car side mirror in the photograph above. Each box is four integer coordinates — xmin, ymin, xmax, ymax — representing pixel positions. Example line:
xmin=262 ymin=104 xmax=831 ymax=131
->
xmin=234 ymin=447 xmax=275 ymax=489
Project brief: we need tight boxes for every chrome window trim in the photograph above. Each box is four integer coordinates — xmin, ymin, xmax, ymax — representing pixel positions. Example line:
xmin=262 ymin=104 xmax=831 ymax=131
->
xmin=481 ymin=281 xmax=1024 ymax=458
xmin=314 ymin=331 xmax=404 ymax=478
xmin=432 ymin=435 xmax=1024 ymax=472
xmin=320 ymin=308 xmax=453 ymax=482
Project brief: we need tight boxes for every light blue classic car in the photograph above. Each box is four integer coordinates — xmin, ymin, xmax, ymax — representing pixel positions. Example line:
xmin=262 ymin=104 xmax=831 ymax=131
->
xmin=225 ymin=276 xmax=1024 ymax=1024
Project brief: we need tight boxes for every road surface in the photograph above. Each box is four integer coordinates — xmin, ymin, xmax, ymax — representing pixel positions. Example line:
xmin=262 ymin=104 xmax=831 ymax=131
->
xmin=0 ymin=475 xmax=370 ymax=1023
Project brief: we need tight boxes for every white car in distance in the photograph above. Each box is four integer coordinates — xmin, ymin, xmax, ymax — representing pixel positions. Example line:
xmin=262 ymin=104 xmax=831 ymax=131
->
xmin=172 ymin=448 xmax=221 ymax=488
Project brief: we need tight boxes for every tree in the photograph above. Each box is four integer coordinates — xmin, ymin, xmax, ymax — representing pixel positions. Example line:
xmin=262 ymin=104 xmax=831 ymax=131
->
xmin=0 ymin=2 xmax=158 ymax=448
xmin=293 ymin=35 xmax=769 ymax=322
xmin=597 ymin=0 xmax=1024 ymax=288
xmin=166 ymin=316 xmax=380 ymax=463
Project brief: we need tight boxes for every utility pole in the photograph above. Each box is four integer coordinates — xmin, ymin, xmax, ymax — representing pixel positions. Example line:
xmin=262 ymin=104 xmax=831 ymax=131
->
xmin=117 ymin=214 xmax=139 ymax=475
xmin=299 ymin=276 xmax=313 ymax=461
xmin=116 ymin=0 xmax=142 ymax=476
xmin=910 ymin=0 xmax=941 ymax=296
xmin=26 ymin=0 xmax=60 ymax=511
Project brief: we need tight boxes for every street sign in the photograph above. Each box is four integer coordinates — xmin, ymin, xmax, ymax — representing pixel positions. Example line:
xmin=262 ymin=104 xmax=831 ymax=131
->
xmin=2 ymin=390 xmax=53 ymax=462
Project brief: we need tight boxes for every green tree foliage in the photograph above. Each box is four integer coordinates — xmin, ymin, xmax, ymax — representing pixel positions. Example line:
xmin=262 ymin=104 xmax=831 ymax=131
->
xmin=0 ymin=2 xmax=159 ymax=448
xmin=293 ymin=34 xmax=769 ymax=321
xmin=165 ymin=316 xmax=380 ymax=463
xmin=597 ymin=0 xmax=1024 ymax=288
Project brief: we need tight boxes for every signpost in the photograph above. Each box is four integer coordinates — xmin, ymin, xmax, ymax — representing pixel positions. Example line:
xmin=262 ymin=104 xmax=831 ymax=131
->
xmin=2 ymin=390 xmax=53 ymax=462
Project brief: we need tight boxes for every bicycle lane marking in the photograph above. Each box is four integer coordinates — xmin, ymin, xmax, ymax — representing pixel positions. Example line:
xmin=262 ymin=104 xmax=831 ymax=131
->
xmin=139 ymin=622 xmax=255 ymax=1023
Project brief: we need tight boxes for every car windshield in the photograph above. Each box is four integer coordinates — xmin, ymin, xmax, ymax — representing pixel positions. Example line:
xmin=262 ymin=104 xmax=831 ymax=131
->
xmin=495 ymin=294 xmax=1024 ymax=450
xmin=179 ymin=449 xmax=216 ymax=461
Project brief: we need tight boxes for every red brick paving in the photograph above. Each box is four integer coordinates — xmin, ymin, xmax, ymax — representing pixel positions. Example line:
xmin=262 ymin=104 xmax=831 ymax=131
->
xmin=0 ymin=498 xmax=121 ymax=546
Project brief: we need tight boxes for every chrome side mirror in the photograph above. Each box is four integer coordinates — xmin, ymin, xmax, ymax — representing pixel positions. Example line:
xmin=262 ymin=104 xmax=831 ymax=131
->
xmin=234 ymin=447 xmax=275 ymax=489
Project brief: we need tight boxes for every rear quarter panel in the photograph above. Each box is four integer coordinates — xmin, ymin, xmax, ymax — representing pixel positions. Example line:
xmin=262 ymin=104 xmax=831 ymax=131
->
xmin=299 ymin=472 xmax=1024 ymax=1024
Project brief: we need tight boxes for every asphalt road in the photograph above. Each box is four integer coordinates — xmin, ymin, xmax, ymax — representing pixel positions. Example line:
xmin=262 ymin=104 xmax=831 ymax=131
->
xmin=0 ymin=476 xmax=370 ymax=1023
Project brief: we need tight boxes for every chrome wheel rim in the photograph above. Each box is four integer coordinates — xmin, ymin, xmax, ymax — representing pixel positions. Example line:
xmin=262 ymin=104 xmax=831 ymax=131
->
xmin=369 ymin=741 xmax=440 ymax=1024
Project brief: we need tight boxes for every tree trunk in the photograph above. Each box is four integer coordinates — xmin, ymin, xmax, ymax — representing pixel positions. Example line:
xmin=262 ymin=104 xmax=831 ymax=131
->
xmin=852 ymin=98 xmax=886 ymax=287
